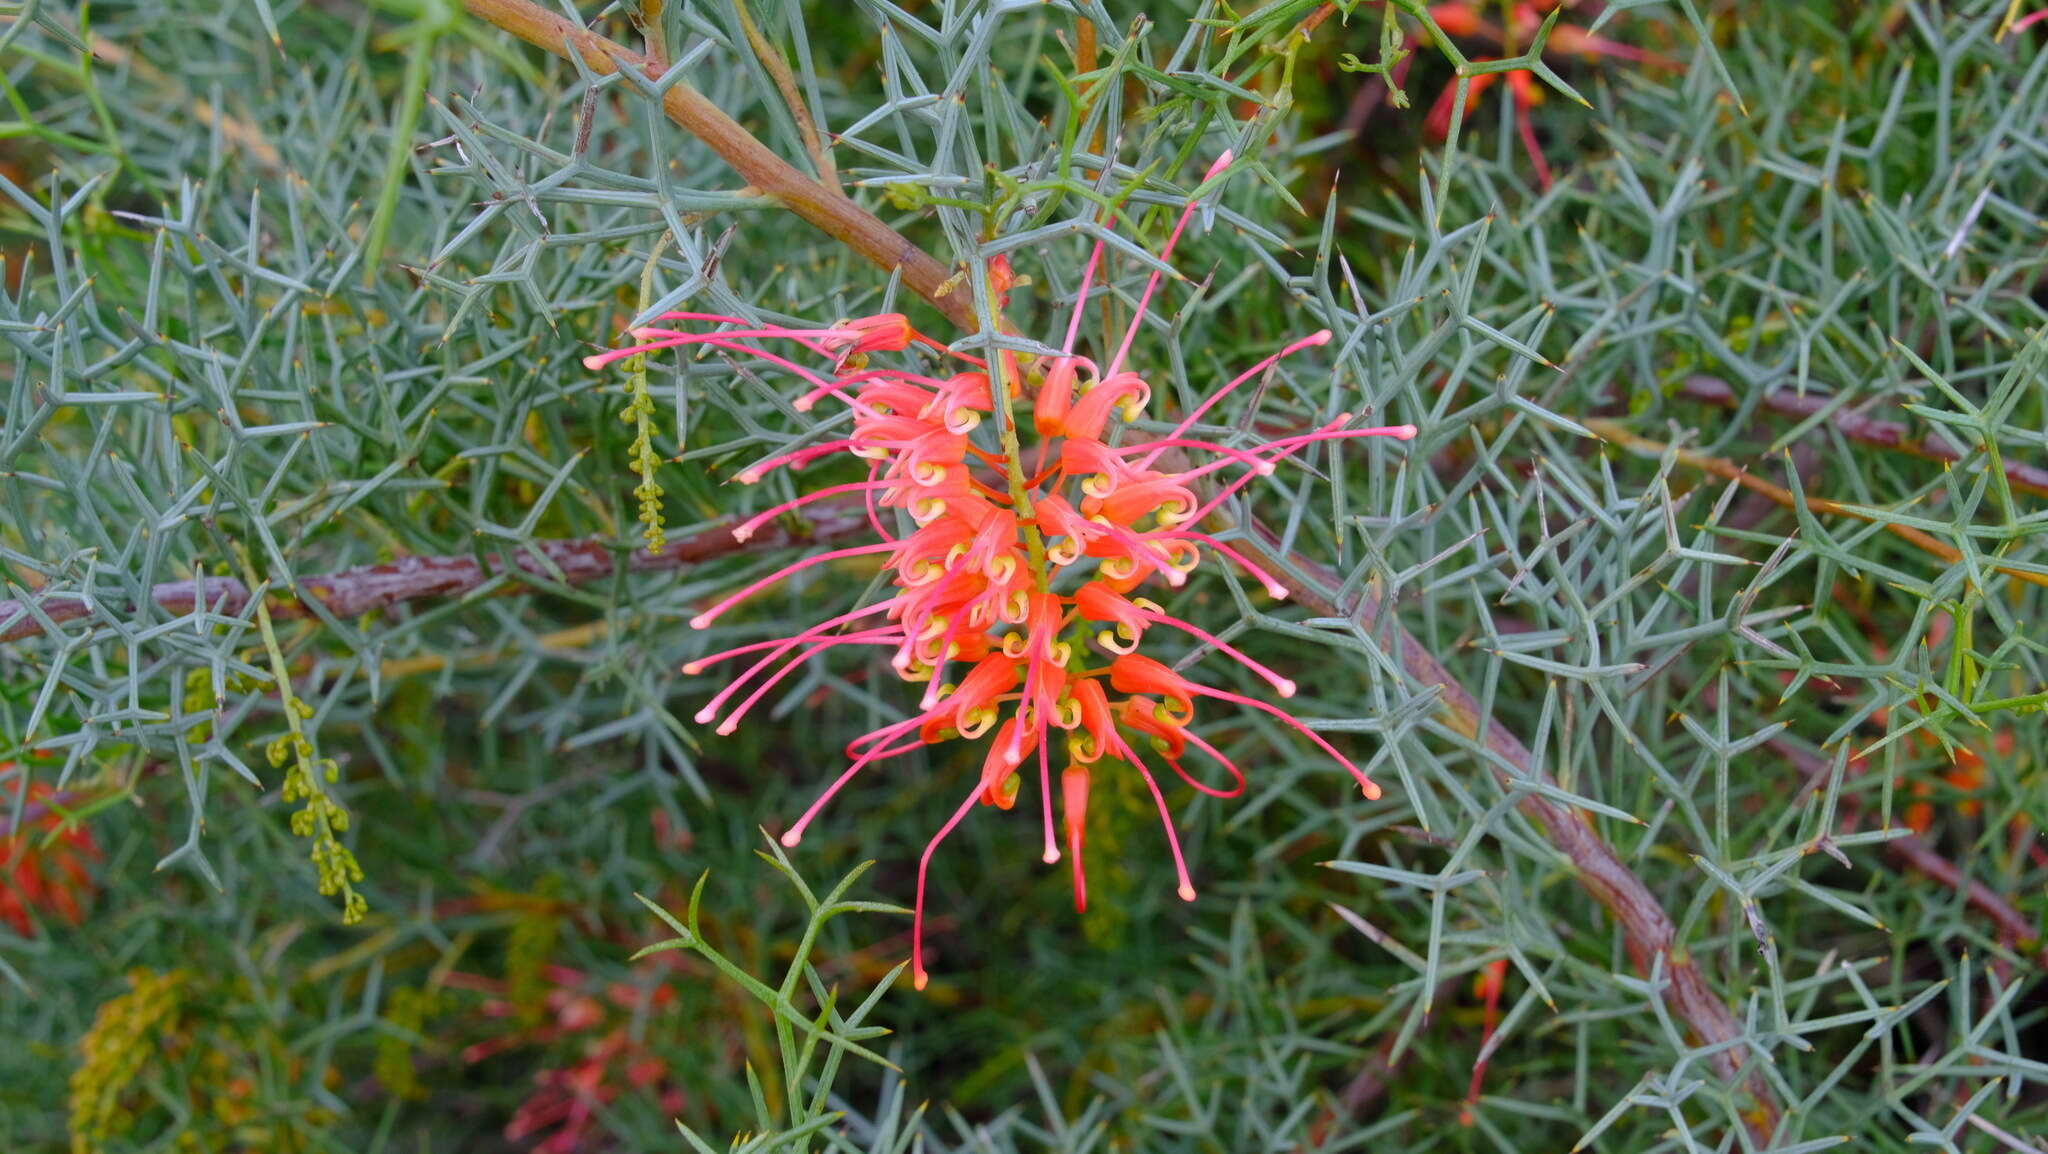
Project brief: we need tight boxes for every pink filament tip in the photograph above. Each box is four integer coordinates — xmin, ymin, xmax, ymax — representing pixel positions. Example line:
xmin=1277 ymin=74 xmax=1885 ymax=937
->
xmin=912 ymin=781 xmax=986 ymax=998
xmin=1177 ymin=884 xmax=1197 ymax=902
xmin=1037 ymin=740 xmax=1061 ymax=866
xmin=779 ymin=830 xmax=801 ymax=848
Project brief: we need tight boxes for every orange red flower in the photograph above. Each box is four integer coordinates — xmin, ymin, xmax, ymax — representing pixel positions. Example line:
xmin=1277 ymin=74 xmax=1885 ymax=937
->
xmin=589 ymin=154 xmax=1415 ymax=988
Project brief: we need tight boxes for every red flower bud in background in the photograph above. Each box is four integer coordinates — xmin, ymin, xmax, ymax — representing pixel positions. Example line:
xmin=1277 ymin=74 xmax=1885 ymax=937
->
xmin=0 ymin=780 xmax=99 ymax=938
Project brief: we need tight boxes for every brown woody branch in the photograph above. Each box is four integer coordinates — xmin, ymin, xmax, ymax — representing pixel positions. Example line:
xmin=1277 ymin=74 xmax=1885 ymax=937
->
xmin=458 ymin=0 xmax=973 ymax=331
xmin=1678 ymin=374 xmax=2048 ymax=499
xmin=0 ymin=506 xmax=869 ymax=646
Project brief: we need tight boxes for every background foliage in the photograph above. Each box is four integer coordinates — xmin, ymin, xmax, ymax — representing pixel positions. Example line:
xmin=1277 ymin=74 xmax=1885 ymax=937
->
xmin=3 ymin=0 xmax=2045 ymax=1151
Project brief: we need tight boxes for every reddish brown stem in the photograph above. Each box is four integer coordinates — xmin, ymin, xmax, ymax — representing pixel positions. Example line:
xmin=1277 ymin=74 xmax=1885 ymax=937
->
xmin=731 ymin=0 xmax=840 ymax=193
xmin=1679 ymin=374 xmax=2048 ymax=499
xmin=1 ymin=506 xmax=869 ymax=646
xmin=1885 ymin=833 xmax=2046 ymax=963
xmin=1240 ymin=520 xmax=1781 ymax=1142
xmin=1589 ymin=417 xmax=2048 ymax=591
xmin=459 ymin=0 xmax=972 ymax=330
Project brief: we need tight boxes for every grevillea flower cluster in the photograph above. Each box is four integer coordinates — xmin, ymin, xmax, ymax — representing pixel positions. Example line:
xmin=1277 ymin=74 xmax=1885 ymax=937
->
xmin=587 ymin=154 xmax=1415 ymax=988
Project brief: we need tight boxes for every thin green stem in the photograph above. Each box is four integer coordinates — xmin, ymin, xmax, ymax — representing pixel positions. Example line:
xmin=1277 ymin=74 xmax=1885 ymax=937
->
xmin=361 ymin=27 xmax=435 ymax=289
xmin=990 ymin=354 xmax=1052 ymax=590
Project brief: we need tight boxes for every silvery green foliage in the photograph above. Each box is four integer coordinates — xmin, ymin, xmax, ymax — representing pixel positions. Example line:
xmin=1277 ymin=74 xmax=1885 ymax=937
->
xmin=1 ymin=0 xmax=2043 ymax=1151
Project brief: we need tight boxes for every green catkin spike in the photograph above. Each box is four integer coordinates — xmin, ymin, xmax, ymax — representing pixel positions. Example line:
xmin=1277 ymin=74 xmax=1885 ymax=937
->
xmin=241 ymin=550 xmax=368 ymax=925
xmin=621 ymin=231 xmax=676 ymax=555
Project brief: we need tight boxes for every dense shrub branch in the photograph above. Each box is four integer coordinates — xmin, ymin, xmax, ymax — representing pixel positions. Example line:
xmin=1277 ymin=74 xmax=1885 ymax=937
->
xmin=0 ymin=506 xmax=869 ymax=645
xmin=459 ymin=0 xmax=974 ymax=329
